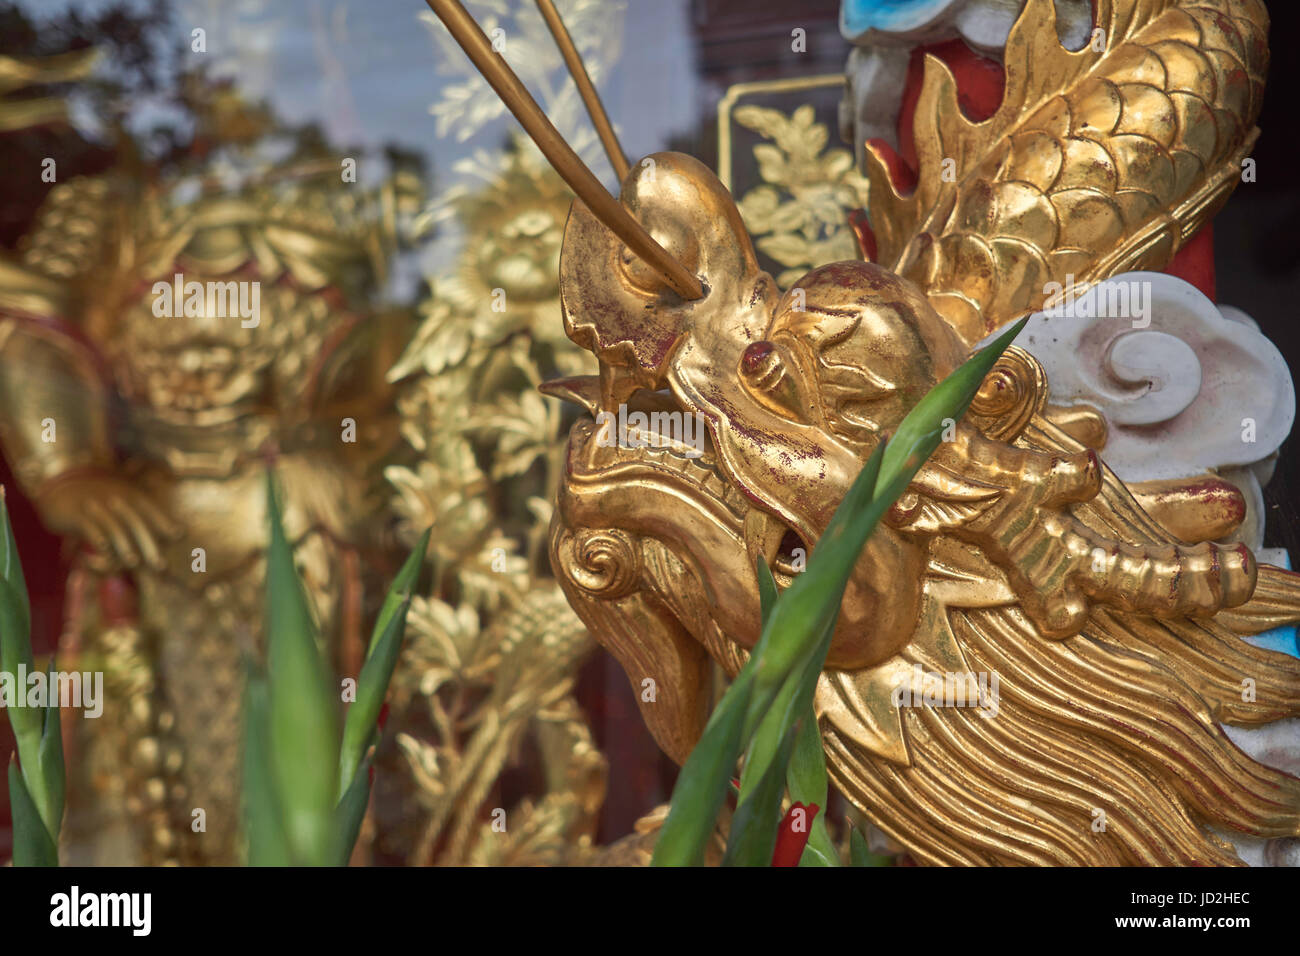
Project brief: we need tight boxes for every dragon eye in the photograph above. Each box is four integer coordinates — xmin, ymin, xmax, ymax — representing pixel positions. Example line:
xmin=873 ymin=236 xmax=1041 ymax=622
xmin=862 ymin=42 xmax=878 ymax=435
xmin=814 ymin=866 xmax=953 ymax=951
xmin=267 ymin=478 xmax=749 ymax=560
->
xmin=739 ymin=340 xmax=806 ymax=421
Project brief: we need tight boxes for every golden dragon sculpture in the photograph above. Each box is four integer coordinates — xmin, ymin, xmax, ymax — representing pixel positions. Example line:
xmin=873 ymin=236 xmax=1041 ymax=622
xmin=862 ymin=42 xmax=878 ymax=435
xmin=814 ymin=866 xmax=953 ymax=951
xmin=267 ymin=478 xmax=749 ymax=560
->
xmin=434 ymin=0 xmax=1295 ymax=864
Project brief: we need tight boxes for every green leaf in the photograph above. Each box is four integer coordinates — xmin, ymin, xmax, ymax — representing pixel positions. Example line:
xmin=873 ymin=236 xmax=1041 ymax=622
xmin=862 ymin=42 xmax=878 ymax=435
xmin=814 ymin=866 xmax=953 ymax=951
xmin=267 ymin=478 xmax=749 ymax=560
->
xmin=0 ymin=576 xmax=47 ymax=823
xmin=369 ymin=528 xmax=429 ymax=662
xmin=334 ymin=750 xmax=374 ymax=866
xmin=721 ymin=722 xmax=798 ymax=867
xmin=849 ymin=825 xmax=894 ymax=866
xmin=797 ymin=816 xmax=839 ymax=867
xmin=241 ymin=668 xmax=293 ymax=867
xmin=39 ymin=658 xmax=65 ymax=836
xmin=650 ymin=667 xmax=756 ymax=866
xmin=0 ymin=501 xmax=63 ymax=843
xmin=8 ymin=757 xmax=57 ymax=866
xmin=737 ymin=620 xmax=830 ymax=806
xmin=335 ymin=531 xmax=425 ymax=800
xmin=742 ymin=441 xmax=887 ymax=710
xmin=739 ymin=316 xmax=1027 ymax=813
xmin=727 ymin=617 xmax=834 ymax=865
xmin=0 ymin=491 xmax=31 ymax=638
xmin=879 ymin=317 xmax=1026 ymax=491
xmin=789 ymin=708 xmax=837 ymax=866
xmin=338 ymin=596 xmax=411 ymax=799
xmin=0 ymin=577 xmax=37 ymax=738
xmin=788 ymin=708 xmax=827 ymax=809
xmin=729 ymin=623 xmax=829 ymax=864
xmin=264 ymin=472 xmax=339 ymax=866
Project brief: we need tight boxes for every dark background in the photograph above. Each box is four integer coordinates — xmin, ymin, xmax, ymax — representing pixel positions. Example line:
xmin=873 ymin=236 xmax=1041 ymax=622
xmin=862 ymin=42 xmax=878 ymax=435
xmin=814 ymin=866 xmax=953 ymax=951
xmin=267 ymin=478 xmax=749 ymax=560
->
xmin=1213 ymin=3 xmax=1300 ymax=557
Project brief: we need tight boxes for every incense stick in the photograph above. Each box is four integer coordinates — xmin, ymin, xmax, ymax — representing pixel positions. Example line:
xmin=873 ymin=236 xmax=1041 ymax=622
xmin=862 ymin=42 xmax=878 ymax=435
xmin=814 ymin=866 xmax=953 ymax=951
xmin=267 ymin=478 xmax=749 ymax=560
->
xmin=534 ymin=0 xmax=630 ymax=182
xmin=423 ymin=0 xmax=703 ymax=300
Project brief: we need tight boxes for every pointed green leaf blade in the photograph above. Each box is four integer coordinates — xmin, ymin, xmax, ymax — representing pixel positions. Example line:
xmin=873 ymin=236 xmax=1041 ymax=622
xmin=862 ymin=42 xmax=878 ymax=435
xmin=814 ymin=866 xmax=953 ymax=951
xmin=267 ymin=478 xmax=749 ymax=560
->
xmin=738 ymin=619 xmax=830 ymax=805
xmin=8 ymin=757 xmax=57 ymax=866
xmin=730 ymin=588 xmax=831 ymax=864
xmin=334 ymin=750 xmax=374 ymax=865
xmin=879 ymin=317 xmax=1026 ymax=490
xmin=655 ymin=444 xmax=886 ymax=867
xmin=722 ymin=723 xmax=797 ymax=867
xmin=0 ymin=576 xmax=47 ymax=829
xmin=1 ymin=489 xmax=31 ymax=637
xmin=0 ymin=577 xmax=38 ymax=744
xmin=338 ymin=596 xmax=411 ymax=799
xmin=789 ymin=706 xmax=837 ymax=866
xmin=38 ymin=659 xmax=65 ymax=837
xmin=242 ymin=667 xmax=293 ymax=867
xmin=650 ymin=669 xmax=755 ymax=866
xmin=738 ymin=318 xmax=1026 ymax=789
xmin=746 ymin=441 xmax=886 ymax=701
xmin=651 ymin=320 xmax=1025 ymax=869
xmin=263 ymin=472 xmax=339 ymax=866
xmin=369 ymin=528 xmax=428 ymax=660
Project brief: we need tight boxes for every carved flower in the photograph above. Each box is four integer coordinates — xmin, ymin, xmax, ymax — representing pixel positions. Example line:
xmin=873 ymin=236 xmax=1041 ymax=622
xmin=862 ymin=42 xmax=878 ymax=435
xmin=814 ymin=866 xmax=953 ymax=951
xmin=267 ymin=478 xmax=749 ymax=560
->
xmin=733 ymin=105 xmax=868 ymax=287
xmin=400 ymin=596 xmax=497 ymax=695
xmin=384 ymin=436 xmax=489 ymax=566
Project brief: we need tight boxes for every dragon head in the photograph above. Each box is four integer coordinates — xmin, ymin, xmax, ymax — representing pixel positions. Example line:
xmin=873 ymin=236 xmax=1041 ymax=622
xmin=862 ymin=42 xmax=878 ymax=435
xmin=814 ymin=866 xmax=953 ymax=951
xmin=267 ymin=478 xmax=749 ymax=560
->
xmin=547 ymin=152 xmax=1300 ymax=864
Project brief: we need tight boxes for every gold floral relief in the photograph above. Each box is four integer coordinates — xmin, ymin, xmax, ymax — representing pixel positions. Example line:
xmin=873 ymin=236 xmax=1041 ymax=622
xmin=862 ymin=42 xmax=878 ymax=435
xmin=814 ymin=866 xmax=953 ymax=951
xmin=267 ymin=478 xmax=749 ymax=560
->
xmin=720 ymin=76 xmax=867 ymax=288
xmin=376 ymin=0 xmax=624 ymax=865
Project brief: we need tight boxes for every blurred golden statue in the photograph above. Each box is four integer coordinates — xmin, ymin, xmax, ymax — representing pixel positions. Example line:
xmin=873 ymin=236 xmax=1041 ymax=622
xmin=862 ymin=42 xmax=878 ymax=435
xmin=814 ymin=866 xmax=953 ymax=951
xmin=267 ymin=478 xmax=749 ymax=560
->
xmin=0 ymin=84 xmax=419 ymax=862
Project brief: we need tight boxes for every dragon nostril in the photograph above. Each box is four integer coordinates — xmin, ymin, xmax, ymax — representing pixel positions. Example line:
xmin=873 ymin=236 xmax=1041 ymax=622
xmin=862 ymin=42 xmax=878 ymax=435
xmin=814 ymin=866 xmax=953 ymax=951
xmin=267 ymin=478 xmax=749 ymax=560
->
xmin=741 ymin=341 xmax=775 ymax=377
